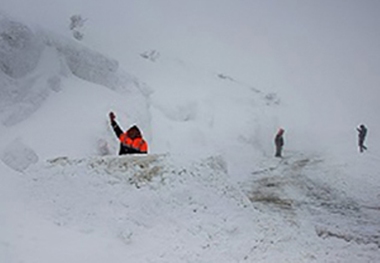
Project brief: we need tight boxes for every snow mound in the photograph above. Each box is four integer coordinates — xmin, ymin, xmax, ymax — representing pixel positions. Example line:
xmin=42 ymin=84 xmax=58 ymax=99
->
xmin=20 ymin=154 xmax=264 ymax=262
xmin=1 ymin=138 xmax=38 ymax=172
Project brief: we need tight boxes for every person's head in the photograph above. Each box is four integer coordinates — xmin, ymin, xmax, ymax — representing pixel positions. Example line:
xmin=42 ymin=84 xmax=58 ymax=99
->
xmin=360 ymin=124 xmax=366 ymax=129
xmin=277 ymin=128 xmax=285 ymax=136
xmin=127 ymin=125 xmax=142 ymax=139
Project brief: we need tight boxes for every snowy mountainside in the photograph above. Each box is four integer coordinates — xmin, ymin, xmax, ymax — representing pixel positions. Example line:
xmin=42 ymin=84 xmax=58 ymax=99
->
xmin=1 ymin=9 xmax=380 ymax=263
xmin=137 ymin=51 xmax=297 ymax=160
xmin=0 ymin=13 xmax=150 ymax=160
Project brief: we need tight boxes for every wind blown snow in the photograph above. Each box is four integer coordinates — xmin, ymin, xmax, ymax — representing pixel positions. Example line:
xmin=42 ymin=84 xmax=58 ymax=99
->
xmin=1 ymin=3 xmax=380 ymax=263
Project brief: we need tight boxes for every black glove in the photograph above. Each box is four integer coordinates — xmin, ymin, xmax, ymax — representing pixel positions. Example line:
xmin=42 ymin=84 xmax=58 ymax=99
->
xmin=109 ymin=112 xmax=116 ymax=121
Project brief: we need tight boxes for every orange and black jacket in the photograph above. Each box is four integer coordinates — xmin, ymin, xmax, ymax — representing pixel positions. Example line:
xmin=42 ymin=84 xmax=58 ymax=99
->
xmin=111 ymin=120 xmax=148 ymax=155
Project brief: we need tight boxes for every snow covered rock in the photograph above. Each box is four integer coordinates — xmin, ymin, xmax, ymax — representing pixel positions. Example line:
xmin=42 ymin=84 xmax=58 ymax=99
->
xmin=0 ymin=15 xmax=43 ymax=78
xmin=41 ymin=31 xmax=150 ymax=96
xmin=1 ymin=138 xmax=38 ymax=172
xmin=0 ymin=14 xmax=150 ymax=134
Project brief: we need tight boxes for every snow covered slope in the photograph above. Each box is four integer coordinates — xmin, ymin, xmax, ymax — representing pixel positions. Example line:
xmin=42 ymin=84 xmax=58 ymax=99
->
xmin=1 ymin=4 xmax=380 ymax=263
xmin=2 ymin=153 xmax=380 ymax=262
xmin=3 ymin=155 xmax=262 ymax=262
xmin=0 ymin=12 xmax=150 ymax=161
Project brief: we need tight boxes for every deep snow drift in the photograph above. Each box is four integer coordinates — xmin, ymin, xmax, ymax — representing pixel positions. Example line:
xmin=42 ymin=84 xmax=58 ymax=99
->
xmin=1 ymin=7 xmax=380 ymax=263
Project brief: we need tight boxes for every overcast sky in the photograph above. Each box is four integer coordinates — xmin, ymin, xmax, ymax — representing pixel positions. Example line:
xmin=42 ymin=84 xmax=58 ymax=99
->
xmin=2 ymin=0 xmax=380 ymax=129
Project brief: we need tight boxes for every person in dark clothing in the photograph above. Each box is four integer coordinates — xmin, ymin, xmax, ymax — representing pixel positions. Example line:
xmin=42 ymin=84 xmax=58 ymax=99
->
xmin=274 ymin=128 xmax=285 ymax=157
xmin=109 ymin=112 xmax=148 ymax=155
xmin=357 ymin=124 xmax=368 ymax=153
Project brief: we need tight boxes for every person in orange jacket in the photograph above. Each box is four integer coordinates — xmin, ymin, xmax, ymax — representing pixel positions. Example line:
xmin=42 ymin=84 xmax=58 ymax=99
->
xmin=109 ymin=112 xmax=148 ymax=155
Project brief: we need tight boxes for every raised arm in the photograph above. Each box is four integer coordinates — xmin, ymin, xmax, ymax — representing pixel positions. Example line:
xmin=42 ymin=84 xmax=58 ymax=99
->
xmin=109 ymin=112 xmax=123 ymax=138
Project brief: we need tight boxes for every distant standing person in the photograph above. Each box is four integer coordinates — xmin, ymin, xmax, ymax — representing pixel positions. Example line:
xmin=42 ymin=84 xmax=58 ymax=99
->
xmin=357 ymin=124 xmax=368 ymax=153
xmin=275 ymin=128 xmax=285 ymax=157
xmin=109 ymin=112 xmax=148 ymax=155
